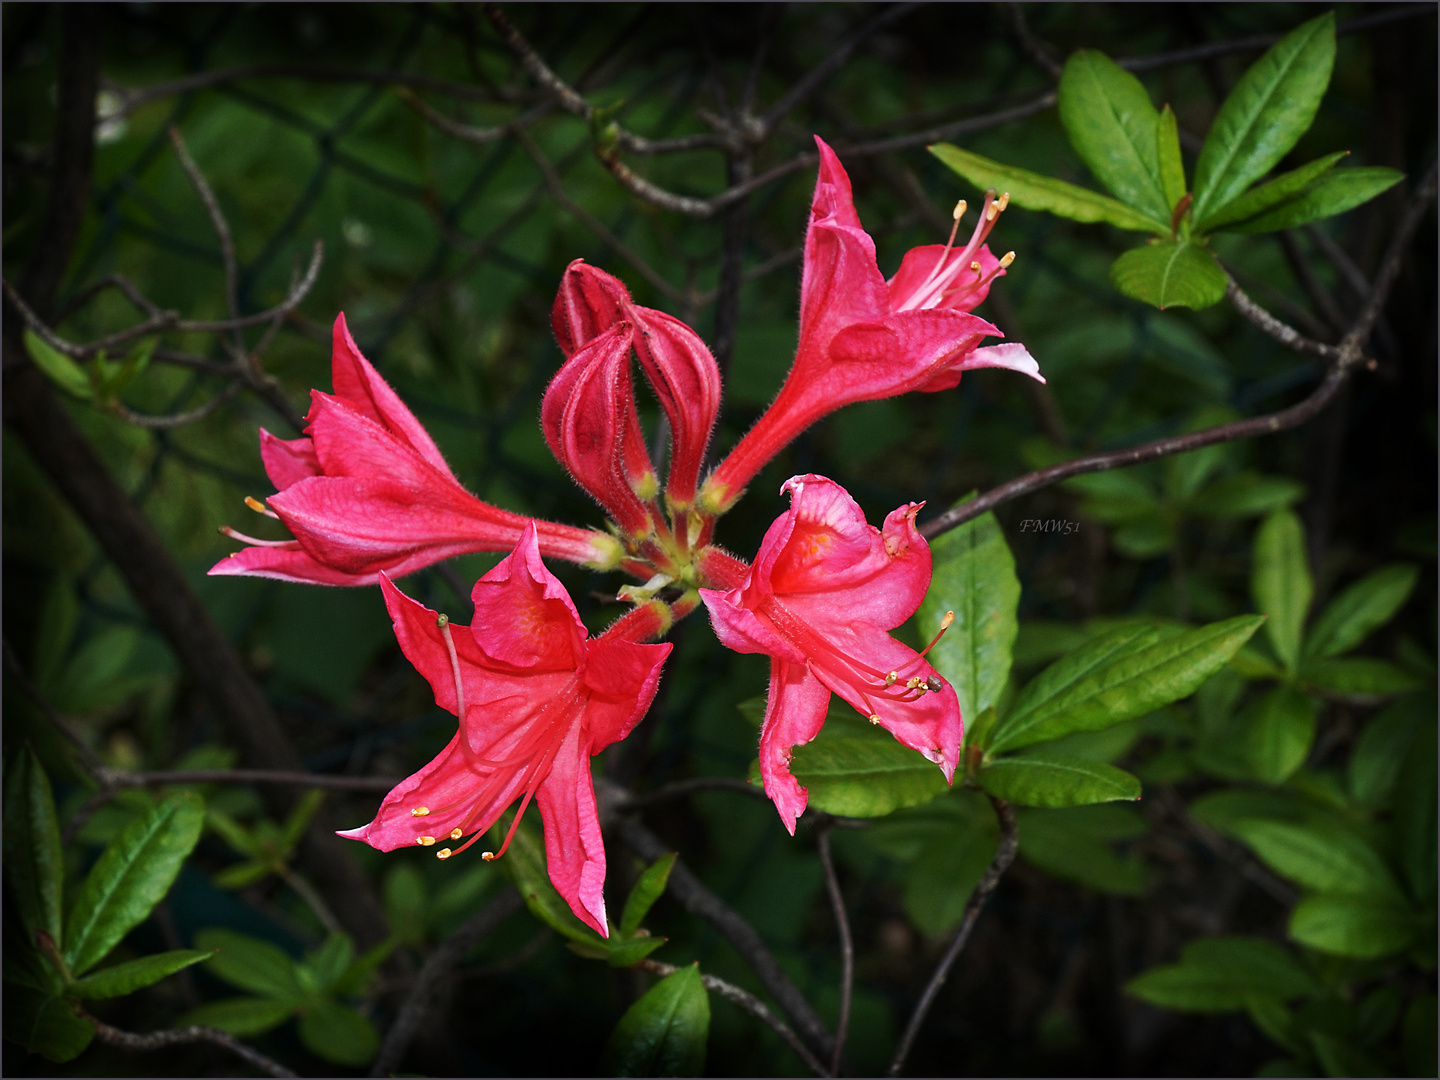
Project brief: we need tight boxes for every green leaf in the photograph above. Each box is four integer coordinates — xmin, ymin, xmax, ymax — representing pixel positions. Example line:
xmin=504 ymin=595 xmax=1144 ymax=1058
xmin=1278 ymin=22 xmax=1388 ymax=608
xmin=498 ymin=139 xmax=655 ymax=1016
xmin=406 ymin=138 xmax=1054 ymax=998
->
xmin=1191 ymin=13 xmax=1336 ymax=222
xmin=1348 ymin=695 xmax=1430 ymax=810
xmin=921 ymin=509 xmax=1020 ymax=724
xmin=3 ymin=987 xmax=95 ymax=1062
xmin=1058 ymin=50 xmax=1170 ymax=222
xmin=299 ymin=1001 xmax=379 ymax=1066
xmin=992 ymin=616 xmax=1262 ymax=753
xmin=605 ymin=935 xmax=669 ymax=969
xmin=1016 ymin=804 xmax=1150 ymax=896
xmin=790 ymin=708 xmax=949 ymax=817
xmin=1227 ymin=818 xmax=1404 ymax=898
xmin=496 ymin=813 xmax=607 ymax=947
xmin=929 ymin=143 xmax=1166 ymax=234
xmin=194 ymin=928 xmax=305 ymax=1001
xmin=280 ymin=789 xmax=327 ymax=855
xmin=332 ymin=937 xmax=398 ymax=998
xmin=601 ymin=963 xmax=710 ymax=1078
xmin=1289 ymin=893 xmax=1418 ymax=959
xmin=978 ymin=755 xmax=1140 ymax=807
xmin=63 ymin=792 xmax=205 ymax=977
xmin=903 ymin=805 xmax=998 ymax=932
xmin=3 ymin=747 xmax=65 ymax=948
xmin=69 ymin=948 xmax=213 ymax=999
xmin=23 ymin=330 xmax=92 ymax=400
xmin=1226 ymin=167 xmax=1405 ymax=234
xmin=1308 ymin=1031 xmax=1390 ymax=1079
xmin=1306 ymin=564 xmax=1418 ymax=660
xmin=1393 ymin=715 xmax=1437 ymax=904
xmin=1156 ymin=105 xmax=1186 ymax=212
xmin=1126 ymin=936 xmax=1319 ymax=1011
xmin=1244 ymin=684 xmax=1318 ymax=785
xmin=182 ymin=997 xmax=295 ymax=1036
xmin=1188 ymin=472 xmax=1306 ymax=519
xmin=1301 ymin=658 xmax=1422 ymax=697
xmin=1246 ymin=995 xmax=1307 ymax=1058
xmin=620 ymin=853 xmax=676 ymax=938
xmin=1109 ymin=240 xmax=1227 ymax=310
xmin=1197 ymin=152 xmax=1346 ymax=231
xmin=303 ymin=933 xmax=354 ymax=994
xmin=1252 ymin=510 xmax=1312 ymax=673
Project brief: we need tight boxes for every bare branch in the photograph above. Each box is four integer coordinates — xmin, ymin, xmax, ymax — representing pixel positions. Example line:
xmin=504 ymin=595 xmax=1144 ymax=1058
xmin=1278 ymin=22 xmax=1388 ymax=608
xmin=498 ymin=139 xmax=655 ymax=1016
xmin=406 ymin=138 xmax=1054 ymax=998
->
xmin=89 ymin=1018 xmax=297 ymax=1079
xmin=110 ymin=381 xmax=243 ymax=429
xmin=887 ymin=797 xmax=1018 ymax=1077
xmin=618 ymin=776 xmax=769 ymax=811
xmin=637 ymin=959 xmax=828 ymax=1078
xmin=1004 ymin=3 xmax=1063 ymax=80
xmin=1224 ymin=275 xmax=1344 ymax=359
xmin=2 ymin=638 xmax=105 ymax=778
xmin=1344 ymin=158 xmax=1438 ymax=350
xmin=168 ymin=126 xmax=242 ymax=352
xmin=98 ymin=767 xmax=400 ymax=792
xmin=816 ymin=825 xmax=853 ymax=1078
xmin=370 ymin=886 xmax=525 ymax=1077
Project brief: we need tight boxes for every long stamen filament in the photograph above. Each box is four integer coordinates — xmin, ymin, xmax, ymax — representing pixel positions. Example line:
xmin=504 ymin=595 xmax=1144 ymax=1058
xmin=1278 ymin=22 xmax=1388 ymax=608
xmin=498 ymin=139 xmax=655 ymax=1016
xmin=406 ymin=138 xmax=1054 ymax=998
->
xmin=437 ymin=615 xmax=467 ymax=725
xmin=918 ymin=611 xmax=955 ymax=659
xmin=219 ymin=525 xmax=294 ymax=547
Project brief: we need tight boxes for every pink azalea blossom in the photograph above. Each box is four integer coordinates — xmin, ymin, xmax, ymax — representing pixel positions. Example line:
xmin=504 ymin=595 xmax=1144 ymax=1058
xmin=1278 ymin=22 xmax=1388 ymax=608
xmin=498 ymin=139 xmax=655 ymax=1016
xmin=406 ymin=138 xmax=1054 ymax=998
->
xmin=210 ymin=314 xmax=618 ymax=586
xmin=699 ymin=475 xmax=961 ymax=833
xmin=338 ymin=523 xmax=671 ymax=936
xmin=702 ymin=136 xmax=1043 ymax=512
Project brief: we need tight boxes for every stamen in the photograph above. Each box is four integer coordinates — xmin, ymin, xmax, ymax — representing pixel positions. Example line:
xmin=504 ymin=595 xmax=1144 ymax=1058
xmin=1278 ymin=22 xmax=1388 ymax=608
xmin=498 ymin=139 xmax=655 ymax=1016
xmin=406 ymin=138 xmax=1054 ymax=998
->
xmin=885 ymin=671 xmax=900 ymax=686
xmin=906 ymin=676 xmax=925 ymax=690
xmin=952 ymin=199 xmax=967 ymax=222
xmin=219 ymin=525 xmax=293 ymax=547
xmin=995 ymin=191 xmax=1010 ymax=213
xmin=998 ymin=250 xmax=1016 ymax=269
xmin=926 ymin=676 xmax=945 ymax=694
xmin=481 ymin=850 xmax=496 ymax=861
xmin=918 ymin=611 xmax=955 ymax=658
xmin=436 ymin=614 xmax=468 ymax=724
xmin=869 ymin=714 xmax=881 ymax=725
xmin=437 ymin=848 xmax=452 ymax=860
xmin=411 ymin=807 xmax=431 ymax=817
xmin=245 ymin=496 xmax=280 ymax=519
xmin=450 ymin=828 xmax=463 ymax=840
xmin=416 ymin=836 xmax=436 ymax=846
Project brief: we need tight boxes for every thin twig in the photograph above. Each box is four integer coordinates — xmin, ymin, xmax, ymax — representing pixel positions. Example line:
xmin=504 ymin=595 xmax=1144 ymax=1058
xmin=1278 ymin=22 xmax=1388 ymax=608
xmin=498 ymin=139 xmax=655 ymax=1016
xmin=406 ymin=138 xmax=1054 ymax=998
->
xmin=618 ymin=817 xmax=837 ymax=1062
xmin=98 ymin=767 xmax=399 ymax=792
xmin=110 ymin=380 xmax=243 ymax=429
xmin=278 ymin=865 xmax=344 ymax=937
xmin=1344 ymin=158 xmax=1438 ymax=349
xmin=369 ymin=886 xmax=524 ymax=1077
xmin=618 ymin=775 xmax=770 ymax=810
xmin=168 ymin=126 xmax=242 ymax=355
xmin=1224 ymin=275 xmax=1344 ymax=359
xmin=887 ymin=797 xmax=1018 ymax=1077
xmin=637 ymin=959 xmax=829 ymax=1078
xmin=1004 ymin=3 xmax=1064 ymax=80
xmin=89 ymin=1017 xmax=297 ymax=1078
xmin=815 ymin=824 xmax=853 ymax=1078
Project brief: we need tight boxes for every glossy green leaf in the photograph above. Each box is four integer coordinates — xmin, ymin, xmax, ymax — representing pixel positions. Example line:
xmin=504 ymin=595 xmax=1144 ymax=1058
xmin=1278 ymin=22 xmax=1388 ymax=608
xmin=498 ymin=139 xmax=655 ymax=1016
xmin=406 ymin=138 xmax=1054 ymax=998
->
xmin=303 ymin=933 xmax=354 ymax=994
xmin=1126 ymin=936 xmax=1319 ymax=1011
xmin=1188 ymin=788 xmax=1318 ymax=834
xmin=601 ymin=963 xmax=710 ymax=1078
xmin=299 ymin=1001 xmax=379 ymax=1066
xmin=921 ymin=509 xmax=1019 ymax=725
xmin=620 ymin=853 xmax=677 ymax=938
xmin=1227 ymin=818 xmax=1403 ymax=898
xmin=182 ymin=997 xmax=295 ymax=1036
xmin=1348 ymin=694 xmax=1430 ymax=810
xmin=992 ymin=616 xmax=1262 ymax=753
xmin=1188 ymin=472 xmax=1305 ymax=519
xmin=3 ymin=747 xmax=65 ymax=948
xmin=194 ymin=928 xmax=305 ymax=1001
xmin=1305 ymin=564 xmax=1419 ymax=660
xmin=1393 ymin=715 xmax=1438 ymax=904
xmin=1289 ymin=892 xmax=1418 ymax=959
xmin=1196 ymin=152 xmax=1345 ymax=231
xmin=1301 ymin=658 xmax=1422 ymax=697
xmin=1016 ymin=804 xmax=1150 ymax=896
xmin=1156 ymin=105 xmax=1186 ymax=212
xmin=4 ymin=988 xmax=95 ymax=1062
xmin=1109 ymin=240 xmax=1227 ymax=310
xmin=790 ymin=709 xmax=949 ymax=817
xmin=1246 ymin=996 xmax=1306 ymax=1059
xmin=63 ymin=792 xmax=205 ymax=977
xmin=69 ymin=948 xmax=213 ymax=1000
xmin=496 ymin=813 xmax=607 ymax=946
xmin=1252 ymin=509 xmax=1312 ymax=673
xmin=331 ymin=937 xmax=398 ymax=998
xmin=902 ymin=805 xmax=998 ymax=933
xmin=929 ymin=143 xmax=1166 ymax=233
xmin=23 ymin=330 xmax=92 ymax=400
xmin=1058 ymin=49 xmax=1170 ymax=222
xmin=978 ymin=754 xmax=1140 ymax=807
xmin=1227 ymin=167 xmax=1405 ymax=233
xmin=605 ymin=936 xmax=669 ymax=969
xmin=1244 ymin=684 xmax=1317 ymax=784
xmin=1191 ymin=13 xmax=1336 ymax=221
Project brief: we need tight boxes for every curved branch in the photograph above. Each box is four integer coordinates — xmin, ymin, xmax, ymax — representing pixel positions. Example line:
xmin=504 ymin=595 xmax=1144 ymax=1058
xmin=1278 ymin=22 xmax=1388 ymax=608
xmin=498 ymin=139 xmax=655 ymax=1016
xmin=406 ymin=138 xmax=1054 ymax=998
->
xmin=816 ymin=825 xmax=853 ymax=1078
xmin=887 ymin=797 xmax=1018 ymax=1077
xmin=89 ymin=1018 xmax=297 ymax=1079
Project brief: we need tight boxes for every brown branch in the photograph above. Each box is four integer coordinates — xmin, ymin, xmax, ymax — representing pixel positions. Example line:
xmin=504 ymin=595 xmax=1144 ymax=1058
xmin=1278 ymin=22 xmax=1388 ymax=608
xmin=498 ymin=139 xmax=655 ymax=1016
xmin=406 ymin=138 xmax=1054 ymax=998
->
xmin=1224 ymin=275 xmax=1344 ymax=359
xmin=617 ymin=816 xmax=836 ymax=1063
xmin=89 ymin=1017 xmax=297 ymax=1078
xmin=815 ymin=824 xmax=853 ymax=1078
xmin=168 ymin=126 xmax=242 ymax=352
xmin=1004 ymin=2 xmax=1064 ymax=80
xmin=110 ymin=381 xmax=244 ymax=429
xmin=1344 ymin=158 xmax=1438 ymax=349
xmin=887 ymin=797 xmax=1018 ymax=1077
xmin=636 ymin=959 xmax=828 ymax=1078
xmin=369 ymin=886 xmax=524 ymax=1077
xmin=617 ymin=775 xmax=769 ymax=811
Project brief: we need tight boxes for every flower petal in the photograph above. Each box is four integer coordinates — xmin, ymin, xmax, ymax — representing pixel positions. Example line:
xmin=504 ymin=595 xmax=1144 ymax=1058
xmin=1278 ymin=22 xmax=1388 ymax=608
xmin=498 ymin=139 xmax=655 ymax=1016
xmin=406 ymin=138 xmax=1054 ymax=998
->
xmin=207 ymin=542 xmax=384 ymax=586
xmin=758 ymin=658 xmax=832 ymax=835
xmin=469 ymin=523 xmax=586 ymax=671
xmin=958 ymin=341 xmax=1045 ymax=382
xmin=699 ymin=587 xmax=806 ymax=664
xmin=536 ymin=723 xmax=610 ymax=936
xmin=581 ymin=637 xmax=672 ymax=750
xmin=825 ymin=309 xmax=1000 ymax=395
xmin=259 ymin=429 xmax=319 ymax=490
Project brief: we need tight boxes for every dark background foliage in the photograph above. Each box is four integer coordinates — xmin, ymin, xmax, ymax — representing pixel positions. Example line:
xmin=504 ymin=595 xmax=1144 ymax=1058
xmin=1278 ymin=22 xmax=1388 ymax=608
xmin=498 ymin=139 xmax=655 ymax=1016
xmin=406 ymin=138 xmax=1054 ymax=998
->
xmin=3 ymin=3 xmax=1434 ymax=1076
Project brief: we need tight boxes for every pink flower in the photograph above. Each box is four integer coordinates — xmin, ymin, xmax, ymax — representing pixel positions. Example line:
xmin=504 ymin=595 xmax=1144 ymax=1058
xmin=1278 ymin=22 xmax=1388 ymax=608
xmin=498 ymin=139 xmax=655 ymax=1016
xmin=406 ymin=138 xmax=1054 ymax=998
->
xmin=551 ymin=260 xmax=721 ymax=513
xmin=338 ymin=524 xmax=671 ymax=936
xmin=699 ymin=475 xmax=961 ymax=833
xmin=210 ymin=314 xmax=619 ymax=586
xmin=702 ymin=136 xmax=1043 ymax=512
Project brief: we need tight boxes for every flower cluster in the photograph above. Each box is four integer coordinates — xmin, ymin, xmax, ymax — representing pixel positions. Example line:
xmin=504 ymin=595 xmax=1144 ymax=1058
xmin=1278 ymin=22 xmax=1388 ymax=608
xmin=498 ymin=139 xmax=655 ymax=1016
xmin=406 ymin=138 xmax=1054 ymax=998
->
xmin=213 ymin=136 xmax=1042 ymax=933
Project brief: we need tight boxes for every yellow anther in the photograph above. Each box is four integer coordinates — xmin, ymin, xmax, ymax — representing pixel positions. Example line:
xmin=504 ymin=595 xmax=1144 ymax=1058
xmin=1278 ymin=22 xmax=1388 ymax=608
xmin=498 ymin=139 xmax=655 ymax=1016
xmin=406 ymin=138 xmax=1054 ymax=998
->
xmin=907 ymin=676 xmax=925 ymax=690
xmin=986 ymin=202 xmax=1000 ymax=221
xmin=885 ymin=671 xmax=900 ymax=687
xmin=970 ymin=260 xmax=982 ymax=273
xmin=938 ymin=611 xmax=956 ymax=631
xmin=998 ymin=250 xmax=1016 ymax=269
xmin=411 ymin=806 xmax=431 ymax=817
xmin=244 ymin=496 xmax=269 ymax=514
xmin=869 ymin=714 xmax=882 ymax=725
xmin=437 ymin=848 xmax=452 ymax=860
xmin=417 ymin=835 xmax=436 ymax=846
xmin=481 ymin=851 xmax=497 ymax=861
xmin=952 ymin=199 xmax=967 ymax=222
xmin=450 ymin=828 xmax=463 ymax=840
xmin=996 ymin=192 xmax=1010 ymax=212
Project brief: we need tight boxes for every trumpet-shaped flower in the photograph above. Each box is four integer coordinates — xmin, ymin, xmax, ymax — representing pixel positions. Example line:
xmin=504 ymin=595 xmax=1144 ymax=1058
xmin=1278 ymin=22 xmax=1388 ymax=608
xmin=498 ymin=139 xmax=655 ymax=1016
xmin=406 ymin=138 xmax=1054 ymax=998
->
xmin=210 ymin=314 xmax=617 ymax=586
xmin=703 ymin=137 xmax=1043 ymax=512
xmin=338 ymin=524 xmax=671 ymax=936
xmin=699 ymin=475 xmax=961 ymax=833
